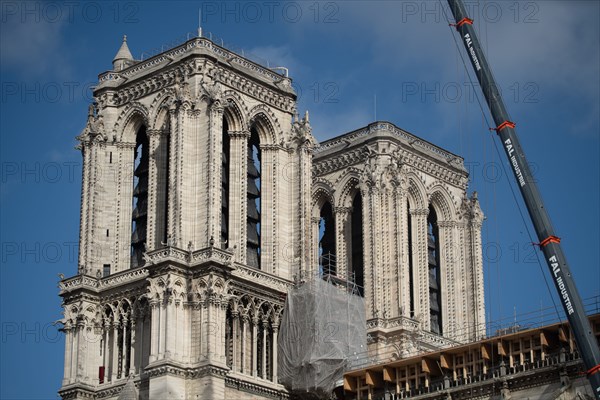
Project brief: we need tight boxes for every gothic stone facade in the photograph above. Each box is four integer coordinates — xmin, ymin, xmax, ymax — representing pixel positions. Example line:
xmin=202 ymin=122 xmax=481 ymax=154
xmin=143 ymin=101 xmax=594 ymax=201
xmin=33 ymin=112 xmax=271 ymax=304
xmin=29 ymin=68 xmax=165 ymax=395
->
xmin=58 ymin=36 xmax=484 ymax=400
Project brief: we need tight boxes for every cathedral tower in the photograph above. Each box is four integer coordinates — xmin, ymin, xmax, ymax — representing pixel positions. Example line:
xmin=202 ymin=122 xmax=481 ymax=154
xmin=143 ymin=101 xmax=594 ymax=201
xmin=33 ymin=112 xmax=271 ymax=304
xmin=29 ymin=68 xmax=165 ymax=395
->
xmin=59 ymin=35 xmax=484 ymax=400
xmin=59 ymin=35 xmax=313 ymax=400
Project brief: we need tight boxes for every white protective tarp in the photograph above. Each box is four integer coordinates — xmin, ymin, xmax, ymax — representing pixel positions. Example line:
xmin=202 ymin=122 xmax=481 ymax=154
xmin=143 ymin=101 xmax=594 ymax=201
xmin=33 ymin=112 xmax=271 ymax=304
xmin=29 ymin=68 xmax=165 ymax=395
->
xmin=278 ymin=278 xmax=367 ymax=395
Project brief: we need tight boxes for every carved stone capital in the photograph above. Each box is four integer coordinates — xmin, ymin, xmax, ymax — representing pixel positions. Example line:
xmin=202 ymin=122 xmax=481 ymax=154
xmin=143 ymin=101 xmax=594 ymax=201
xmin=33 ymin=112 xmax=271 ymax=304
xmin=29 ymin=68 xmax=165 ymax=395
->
xmin=210 ymin=103 xmax=224 ymax=115
xmin=228 ymin=130 xmax=250 ymax=139
xmin=334 ymin=206 xmax=352 ymax=215
xmin=116 ymin=141 xmax=136 ymax=150
xmin=260 ymin=144 xmax=280 ymax=152
xmin=437 ymin=220 xmax=456 ymax=229
xmin=147 ymin=129 xmax=166 ymax=138
xmin=410 ymin=208 xmax=429 ymax=217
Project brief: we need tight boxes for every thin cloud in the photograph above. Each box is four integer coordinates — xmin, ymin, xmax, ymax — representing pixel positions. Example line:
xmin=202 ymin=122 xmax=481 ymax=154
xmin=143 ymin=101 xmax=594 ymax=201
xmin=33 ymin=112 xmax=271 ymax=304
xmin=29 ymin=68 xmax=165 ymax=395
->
xmin=1 ymin=11 xmax=70 ymax=79
xmin=331 ymin=1 xmax=599 ymax=137
xmin=245 ymin=44 xmax=303 ymax=77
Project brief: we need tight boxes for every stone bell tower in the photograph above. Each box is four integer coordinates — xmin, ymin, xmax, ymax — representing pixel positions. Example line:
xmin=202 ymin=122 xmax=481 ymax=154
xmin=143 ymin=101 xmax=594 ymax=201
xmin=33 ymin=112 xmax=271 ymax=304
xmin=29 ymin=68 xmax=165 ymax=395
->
xmin=59 ymin=35 xmax=315 ymax=400
xmin=58 ymin=32 xmax=488 ymax=400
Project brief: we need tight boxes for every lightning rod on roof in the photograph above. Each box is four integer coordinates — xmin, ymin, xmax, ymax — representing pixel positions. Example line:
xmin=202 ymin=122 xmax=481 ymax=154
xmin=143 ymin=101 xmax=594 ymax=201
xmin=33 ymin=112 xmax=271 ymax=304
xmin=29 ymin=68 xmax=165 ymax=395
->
xmin=198 ymin=8 xmax=202 ymax=37
xmin=374 ymin=94 xmax=377 ymax=122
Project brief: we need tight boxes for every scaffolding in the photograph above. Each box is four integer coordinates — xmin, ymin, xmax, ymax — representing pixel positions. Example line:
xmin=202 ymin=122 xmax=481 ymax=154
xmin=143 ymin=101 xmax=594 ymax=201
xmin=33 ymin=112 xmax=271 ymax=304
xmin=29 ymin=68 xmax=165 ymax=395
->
xmin=278 ymin=273 xmax=366 ymax=397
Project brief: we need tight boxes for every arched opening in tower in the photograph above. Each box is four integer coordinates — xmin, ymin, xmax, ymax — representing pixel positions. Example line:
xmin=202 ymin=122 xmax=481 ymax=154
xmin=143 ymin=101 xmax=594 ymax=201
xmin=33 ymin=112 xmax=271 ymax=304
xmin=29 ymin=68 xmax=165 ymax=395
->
xmin=318 ymin=201 xmax=336 ymax=276
xmin=131 ymin=125 xmax=148 ymax=268
xmin=351 ymin=193 xmax=364 ymax=296
xmin=221 ymin=117 xmax=230 ymax=249
xmin=428 ymin=205 xmax=442 ymax=335
xmin=246 ymin=126 xmax=261 ymax=268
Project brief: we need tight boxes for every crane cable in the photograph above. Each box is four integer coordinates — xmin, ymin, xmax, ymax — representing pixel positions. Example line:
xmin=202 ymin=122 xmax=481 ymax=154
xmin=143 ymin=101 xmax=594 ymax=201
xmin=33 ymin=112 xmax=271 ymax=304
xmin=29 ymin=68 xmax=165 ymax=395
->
xmin=438 ymin=0 xmax=563 ymax=326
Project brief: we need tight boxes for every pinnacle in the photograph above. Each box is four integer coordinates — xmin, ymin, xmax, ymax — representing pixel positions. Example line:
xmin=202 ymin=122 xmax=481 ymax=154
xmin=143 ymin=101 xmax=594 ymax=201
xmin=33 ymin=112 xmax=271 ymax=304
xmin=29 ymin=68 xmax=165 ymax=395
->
xmin=113 ymin=35 xmax=134 ymax=63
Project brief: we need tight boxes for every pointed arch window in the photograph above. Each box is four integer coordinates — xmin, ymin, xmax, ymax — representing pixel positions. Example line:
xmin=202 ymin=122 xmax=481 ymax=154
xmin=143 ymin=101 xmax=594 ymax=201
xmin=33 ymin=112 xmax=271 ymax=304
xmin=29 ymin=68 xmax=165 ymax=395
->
xmin=428 ymin=205 xmax=442 ymax=335
xmin=221 ymin=117 xmax=230 ymax=248
xmin=318 ymin=201 xmax=336 ymax=276
xmin=246 ymin=127 xmax=261 ymax=268
xmin=350 ymin=193 xmax=364 ymax=296
xmin=131 ymin=125 xmax=148 ymax=268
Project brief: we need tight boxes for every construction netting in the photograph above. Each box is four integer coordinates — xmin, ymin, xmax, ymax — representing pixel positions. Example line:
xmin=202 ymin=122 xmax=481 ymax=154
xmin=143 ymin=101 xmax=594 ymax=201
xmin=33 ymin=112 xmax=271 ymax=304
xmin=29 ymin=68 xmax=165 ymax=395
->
xmin=278 ymin=277 xmax=367 ymax=396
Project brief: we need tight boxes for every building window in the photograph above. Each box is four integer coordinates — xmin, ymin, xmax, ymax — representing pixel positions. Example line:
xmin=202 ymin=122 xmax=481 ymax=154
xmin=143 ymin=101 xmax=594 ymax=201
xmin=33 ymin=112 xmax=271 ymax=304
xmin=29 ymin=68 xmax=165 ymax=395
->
xmin=131 ymin=125 xmax=148 ymax=268
xmin=428 ymin=206 xmax=442 ymax=335
xmin=351 ymin=193 xmax=364 ymax=296
xmin=103 ymin=264 xmax=111 ymax=277
xmin=319 ymin=201 xmax=336 ymax=276
xmin=221 ymin=117 xmax=230 ymax=249
xmin=246 ymin=127 xmax=261 ymax=268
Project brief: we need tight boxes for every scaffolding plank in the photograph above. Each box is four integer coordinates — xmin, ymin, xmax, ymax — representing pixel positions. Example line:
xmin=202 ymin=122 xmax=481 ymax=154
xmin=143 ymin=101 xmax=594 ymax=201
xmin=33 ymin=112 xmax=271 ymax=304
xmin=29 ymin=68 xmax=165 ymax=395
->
xmin=366 ymin=370 xmax=383 ymax=387
xmin=383 ymin=366 xmax=396 ymax=382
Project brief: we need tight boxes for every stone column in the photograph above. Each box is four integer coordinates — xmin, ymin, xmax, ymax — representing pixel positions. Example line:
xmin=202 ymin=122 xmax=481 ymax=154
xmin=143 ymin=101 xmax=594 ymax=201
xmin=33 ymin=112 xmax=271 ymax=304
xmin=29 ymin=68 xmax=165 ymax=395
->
xmin=149 ymin=301 xmax=159 ymax=362
xmin=272 ymin=323 xmax=279 ymax=383
xmin=240 ymin=316 xmax=247 ymax=374
xmin=121 ymin=317 xmax=128 ymax=377
xmin=470 ymin=218 xmax=484 ymax=340
xmin=129 ymin=319 xmax=136 ymax=375
xmin=138 ymin=316 xmax=145 ymax=370
xmin=102 ymin=323 xmax=109 ymax=382
xmin=437 ymin=220 xmax=455 ymax=339
xmin=379 ymin=186 xmax=394 ymax=318
xmin=196 ymin=303 xmax=204 ymax=362
xmin=207 ymin=103 xmax=224 ymax=246
xmin=158 ymin=297 xmax=169 ymax=360
xmin=74 ymin=322 xmax=82 ymax=381
xmin=411 ymin=208 xmax=430 ymax=330
xmin=334 ymin=207 xmax=351 ymax=279
xmin=370 ymin=185 xmax=384 ymax=318
xmin=77 ymin=142 xmax=90 ymax=269
xmin=62 ymin=324 xmax=72 ymax=385
xmin=163 ymin=297 xmax=171 ymax=359
xmin=252 ymin=317 xmax=258 ymax=377
xmin=166 ymin=105 xmax=192 ymax=247
xmin=205 ymin=297 xmax=213 ymax=360
xmin=115 ymin=141 xmax=136 ymax=272
xmin=259 ymin=146 xmax=277 ymax=273
xmin=85 ymin=141 xmax=98 ymax=272
xmin=228 ymin=131 xmax=249 ymax=262
xmin=261 ymin=319 xmax=268 ymax=379
xmin=311 ymin=216 xmax=321 ymax=277
xmin=218 ymin=300 xmax=229 ymax=364
xmin=183 ymin=303 xmax=191 ymax=363
xmin=176 ymin=301 xmax=183 ymax=360
xmin=397 ymin=187 xmax=411 ymax=317
xmin=111 ymin=322 xmax=119 ymax=381
xmin=360 ymin=184 xmax=375 ymax=318
xmin=298 ymin=142 xmax=314 ymax=276
xmin=146 ymin=129 xmax=159 ymax=250
xmin=232 ymin=311 xmax=238 ymax=371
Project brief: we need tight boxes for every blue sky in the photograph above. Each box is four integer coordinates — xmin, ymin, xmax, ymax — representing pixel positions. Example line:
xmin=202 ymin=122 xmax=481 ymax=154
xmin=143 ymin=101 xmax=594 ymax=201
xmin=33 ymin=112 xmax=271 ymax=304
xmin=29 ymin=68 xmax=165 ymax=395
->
xmin=1 ymin=1 xmax=598 ymax=398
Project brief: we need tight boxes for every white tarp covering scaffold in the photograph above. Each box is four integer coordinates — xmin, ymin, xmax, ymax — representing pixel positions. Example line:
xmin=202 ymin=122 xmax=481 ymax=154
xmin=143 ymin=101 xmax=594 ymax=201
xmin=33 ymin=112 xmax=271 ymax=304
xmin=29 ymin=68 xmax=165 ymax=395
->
xmin=278 ymin=278 xmax=367 ymax=396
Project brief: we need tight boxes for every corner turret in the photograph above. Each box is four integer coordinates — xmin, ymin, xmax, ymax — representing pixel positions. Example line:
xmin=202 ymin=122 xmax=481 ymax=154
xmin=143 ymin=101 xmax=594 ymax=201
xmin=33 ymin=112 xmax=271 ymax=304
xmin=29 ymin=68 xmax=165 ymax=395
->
xmin=112 ymin=35 xmax=134 ymax=71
